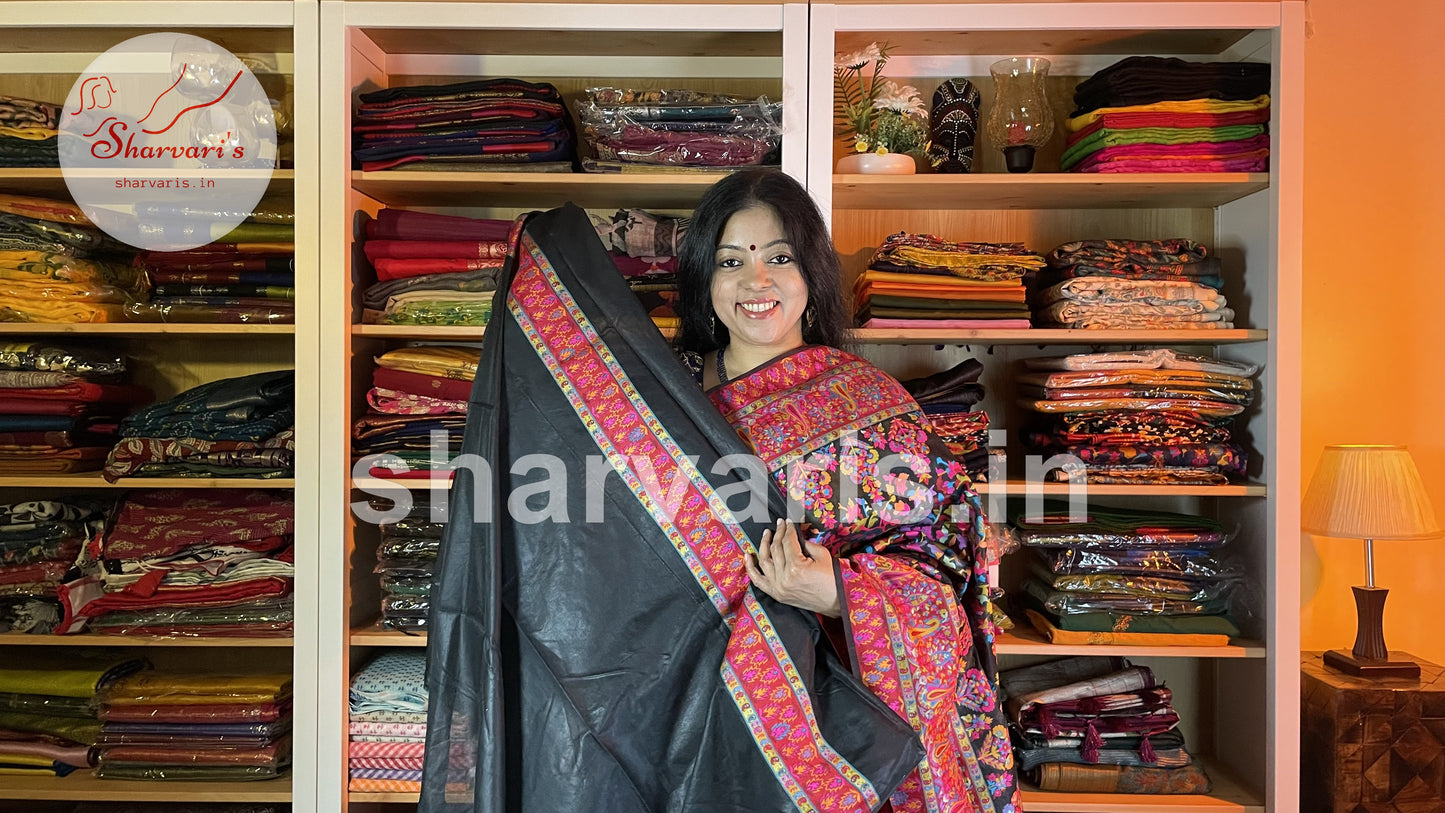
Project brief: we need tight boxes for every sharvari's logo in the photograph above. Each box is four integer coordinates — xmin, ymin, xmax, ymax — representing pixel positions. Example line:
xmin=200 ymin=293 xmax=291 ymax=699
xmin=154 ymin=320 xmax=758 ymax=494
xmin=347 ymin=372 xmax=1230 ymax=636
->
xmin=60 ymin=33 xmax=277 ymax=251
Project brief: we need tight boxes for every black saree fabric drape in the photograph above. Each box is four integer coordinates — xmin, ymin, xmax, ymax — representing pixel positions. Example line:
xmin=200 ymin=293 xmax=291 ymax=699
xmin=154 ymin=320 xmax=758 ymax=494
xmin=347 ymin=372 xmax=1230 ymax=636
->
xmin=420 ymin=204 xmax=922 ymax=813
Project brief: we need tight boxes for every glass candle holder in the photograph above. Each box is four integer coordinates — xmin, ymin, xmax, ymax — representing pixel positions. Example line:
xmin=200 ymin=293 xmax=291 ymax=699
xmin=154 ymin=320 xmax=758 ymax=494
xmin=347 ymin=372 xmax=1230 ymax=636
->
xmin=986 ymin=57 xmax=1055 ymax=173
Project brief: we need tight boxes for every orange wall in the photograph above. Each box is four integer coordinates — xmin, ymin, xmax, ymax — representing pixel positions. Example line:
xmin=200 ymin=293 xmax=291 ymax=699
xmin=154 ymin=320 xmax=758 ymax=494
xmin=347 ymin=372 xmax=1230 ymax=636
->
xmin=1301 ymin=0 xmax=1445 ymax=664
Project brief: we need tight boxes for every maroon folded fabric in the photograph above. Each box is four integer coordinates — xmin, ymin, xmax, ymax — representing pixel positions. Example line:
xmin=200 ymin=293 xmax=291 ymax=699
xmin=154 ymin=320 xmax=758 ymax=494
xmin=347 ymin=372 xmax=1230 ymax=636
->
xmin=370 ymin=368 xmax=474 ymax=402
xmin=103 ymin=489 xmax=294 ymax=561
xmin=0 ymin=381 xmax=151 ymax=404
xmin=364 ymin=209 xmax=511 ymax=242
xmin=100 ymin=702 xmax=290 ymax=724
xmin=373 ymin=257 xmax=504 ymax=282
xmin=364 ymin=240 xmax=509 ymax=262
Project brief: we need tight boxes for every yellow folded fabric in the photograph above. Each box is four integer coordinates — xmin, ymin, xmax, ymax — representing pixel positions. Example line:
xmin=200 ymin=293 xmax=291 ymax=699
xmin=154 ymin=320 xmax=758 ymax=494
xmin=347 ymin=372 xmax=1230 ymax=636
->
xmin=1066 ymin=94 xmax=1272 ymax=132
xmin=0 ymin=124 xmax=57 ymax=140
xmin=102 ymin=672 xmax=293 ymax=705
xmin=374 ymin=345 xmax=480 ymax=380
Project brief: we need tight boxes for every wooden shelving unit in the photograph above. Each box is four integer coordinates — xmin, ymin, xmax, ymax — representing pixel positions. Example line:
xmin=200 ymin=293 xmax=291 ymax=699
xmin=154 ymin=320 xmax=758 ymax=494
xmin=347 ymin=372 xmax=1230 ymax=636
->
xmin=1 ymin=775 xmax=293 ymax=803
xmin=1018 ymin=758 xmax=1263 ymax=812
xmin=0 ymin=324 xmax=297 ymax=336
xmin=0 ymin=632 xmax=294 ymax=647
xmin=996 ymin=626 xmax=1267 ymax=659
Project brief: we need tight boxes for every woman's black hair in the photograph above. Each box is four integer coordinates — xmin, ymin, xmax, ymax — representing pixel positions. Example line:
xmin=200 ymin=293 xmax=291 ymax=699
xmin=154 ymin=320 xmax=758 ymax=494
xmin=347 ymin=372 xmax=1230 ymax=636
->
xmin=675 ymin=169 xmax=851 ymax=354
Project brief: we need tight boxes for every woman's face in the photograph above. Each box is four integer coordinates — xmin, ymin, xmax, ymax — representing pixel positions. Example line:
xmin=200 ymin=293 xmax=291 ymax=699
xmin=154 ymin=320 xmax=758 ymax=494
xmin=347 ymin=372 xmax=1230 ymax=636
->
xmin=709 ymin=205 xmax=809 ymax=354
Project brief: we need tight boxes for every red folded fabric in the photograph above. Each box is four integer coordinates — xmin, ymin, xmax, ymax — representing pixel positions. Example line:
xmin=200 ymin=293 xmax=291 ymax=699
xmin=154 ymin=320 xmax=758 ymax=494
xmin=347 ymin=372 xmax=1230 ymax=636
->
xmin=364 ymin=209 xmax=511 ymax=242
xmin=373 ymin=257 xmax=504 ymax=282
xmin=348 ymin=740 xmax=426 ymax=759
xmin=100 ymin=701 xmax=291 ymax=724
xmin=0 ymin=560 xmax=70 ymax=587
xmin=364 ymin=240 xmax=509 ymax=261
xmin=103 ymin=489 xmax=294 ymax=561
xmin=1066 ymin=108 xmax=1271 ymax=145
xmin=371 ymin=368 xmax=474 ymax=402
xmin=58 ymin=575 xmax=294 ymax=633
xmin=0 ymin=383 xmax=152 ymax=404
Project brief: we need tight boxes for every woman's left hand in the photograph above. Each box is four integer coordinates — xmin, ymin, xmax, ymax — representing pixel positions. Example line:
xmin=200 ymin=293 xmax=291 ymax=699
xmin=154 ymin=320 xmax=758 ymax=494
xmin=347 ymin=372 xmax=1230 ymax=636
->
xmin=745 ymin=518 xmax=841 ymax=617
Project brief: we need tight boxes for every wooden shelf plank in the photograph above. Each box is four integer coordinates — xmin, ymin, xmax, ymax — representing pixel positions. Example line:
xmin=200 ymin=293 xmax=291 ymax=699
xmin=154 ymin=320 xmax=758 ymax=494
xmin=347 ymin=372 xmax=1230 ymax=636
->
xmin=350 ymin=623 xmax=427 ymax=647
xmin=997 ymin=627 xmax=1265 ymax=659
xmin=852 ymin=328 xmax=1267 ymax=345
xmin=0 ymin=633 xmax=293 ymax=647
xmin=832 ymin=27 xmax=1257 ymax=59
xmin=1020 ymin=758 xmax=1261 ymax=812
xmin=832 ymin=173 xmax=1270 ymax=210
xmin=349 ymin=757 xmax=1261 ymax=812
xmin=353 ymin=477 xmax=1263 ymax=498
xmin=0 ymin=169 xmax=294 ymax=198
xmin=1 ymin=774 xmax=291 ymax=802
xmin=361 ymin=27 xmax=781 ymax=57
xmin=351 ymin=170 xmax=731 ymax=209
xmin=352 ymin=325 xmax=486 ymax=340
xmin=0 ymin=324 xmax=295 ymax=336
xmin=0 ymin=475 xmax=295 ymax=489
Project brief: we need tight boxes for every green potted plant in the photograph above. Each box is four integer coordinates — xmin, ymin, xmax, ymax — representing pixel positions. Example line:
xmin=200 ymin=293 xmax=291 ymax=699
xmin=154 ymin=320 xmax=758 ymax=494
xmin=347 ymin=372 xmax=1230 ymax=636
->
xmin=834 ymin=42 xmax=932 ymax=174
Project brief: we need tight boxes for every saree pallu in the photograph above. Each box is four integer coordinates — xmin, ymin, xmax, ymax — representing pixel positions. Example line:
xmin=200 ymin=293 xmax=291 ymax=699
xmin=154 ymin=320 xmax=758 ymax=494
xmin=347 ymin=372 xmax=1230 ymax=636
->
xmin=423 ymin=204 xmax=926 ymax=812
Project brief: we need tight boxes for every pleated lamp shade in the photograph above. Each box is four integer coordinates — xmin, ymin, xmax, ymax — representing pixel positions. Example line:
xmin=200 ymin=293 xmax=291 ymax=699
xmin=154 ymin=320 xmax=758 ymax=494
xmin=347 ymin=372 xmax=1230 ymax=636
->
xmin=1302 ymin=445 xmax=1441 ymax=540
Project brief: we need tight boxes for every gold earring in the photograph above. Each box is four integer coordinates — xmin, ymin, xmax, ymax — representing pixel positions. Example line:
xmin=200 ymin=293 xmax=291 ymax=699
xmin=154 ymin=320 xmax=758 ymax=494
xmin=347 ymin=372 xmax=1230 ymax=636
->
xmin=709 ymin=314 xmax=717 ymax=335
xmin=804 ymin=305 xmax=816 ymax=329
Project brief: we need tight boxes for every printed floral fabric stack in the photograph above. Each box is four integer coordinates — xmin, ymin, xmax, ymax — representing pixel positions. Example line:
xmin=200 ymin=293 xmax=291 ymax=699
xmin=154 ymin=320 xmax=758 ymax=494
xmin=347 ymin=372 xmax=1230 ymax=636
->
xmin=576 ymin=87 xmax=781 ymax=172
xmin=0 ymin=498 xmax=109 ymax=635
xmin=900 ymin=358 xmax=992 ymax=481
xmin=359 ymin=208 xmax=508 ymax=326
xmin=348 ymin=651 xmax=428 ymax=794
xmin=354 ymin=78 xmax=575 ymax=172
xmin=56 ymin=489 xmax=295 ymax=637
xmin=1017 ymin=349 xmax=1259 ymax=485
xmin=0 ymin=93 xmax=59 ymax=167
xmin=1064 ymin=56 xmax=1271 ymax=173
xmin=0 ymin=194 xmax=148 ymax=323
xmin=103 ymin=370 xmax=294 ymax=482
xmin=93 ymin=670 xmax=293 ymax=780
xmin=1034 ymin=239 xmax=1232 ymax=330
xmin=854 ymin=232 xmax=1039 ymax=329
xmin=0 ymin=343 xmax=150 ymax=474
xmin=1009 ymin=501 xmax=1244 ymax=642
xmin=1001 ymin=656 xmax=1211 ymax=794
xmin=357 ymin=346 xmax=476 ymax=482
xmin=590 ymin=207 xmax=687 ymax=328
xmin=0 ymin=650 xmax=145 ymax=777
xmin=371 ymin=498 xmax=442 ymax=633
xmin=128 ymin=197 xmax=297 ymax=324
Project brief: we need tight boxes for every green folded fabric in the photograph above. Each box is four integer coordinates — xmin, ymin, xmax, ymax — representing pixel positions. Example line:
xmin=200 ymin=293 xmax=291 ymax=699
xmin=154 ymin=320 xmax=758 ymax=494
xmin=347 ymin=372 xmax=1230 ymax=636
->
xmin=0 ymin=709 xmax=102 ymax=744
xmin=0 ymin=652 xmax=147 ymax=698
xmin=1061 ymin=124 xmax=1266 ymax=169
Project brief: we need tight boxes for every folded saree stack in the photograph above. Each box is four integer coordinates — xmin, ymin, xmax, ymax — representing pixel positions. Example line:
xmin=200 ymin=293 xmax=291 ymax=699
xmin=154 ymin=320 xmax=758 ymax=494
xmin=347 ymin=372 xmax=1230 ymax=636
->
xmin=854 ymin=231 xmax=1039 ymax=329
xmin=576 ymin=87 xmax=782 ymax=172
xmin=94 ymin=671 xmax=293 ymax=780
xmin=370 ymin=497 xmax=441 ymax=633
xmin=0 ymin=93 xmax=59 ymax=167
xmin=128 ymin=198 xmax=297 ymax=324
xmin=1034 ymin=239 xmax=1233 ymax=329
xmin=56 ymin=489 xmax=295 ymax=637
xmin=360 ymin=208 xmax=507 ymax=325
xmin=0 ymin=194 xmax=148 ymax=322
xmin=1018 ymin=349 xmax=1259 ymax=485
xmin=348 ymin=651 xmax=427 ymax=794
xmin=354 ymin=78 xmax=575 ymax=172
xmin=900 ymin=357 xmax=992 ymax=481
xmin=1065 ymin=56 xmax=1270 ymax=173
xmin=357 ymin=346 xmax=476 ymax=481
xmin=1009 ymin=501 xmax=1243 ymax=642
xmin=591 ymin=207 xmax=686 ymax=328
xmin=102 ymin=370 xmax=294 ymax=481
xmin=0 ymin=342 xmax=149 ymax=474
xmin=1001 ymin=656 xmax=1211 ymax=793
xmin=0 ymin=650 xmax=145 ymax=776
xmin=0 ymin=497 xmax=109 ymax=635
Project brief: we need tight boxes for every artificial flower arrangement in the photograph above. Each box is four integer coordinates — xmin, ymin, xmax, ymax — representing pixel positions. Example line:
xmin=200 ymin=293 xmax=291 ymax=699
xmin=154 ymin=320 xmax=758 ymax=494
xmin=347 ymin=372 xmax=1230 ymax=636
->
xmin=834 ymin=42 xmax=933 ymax=163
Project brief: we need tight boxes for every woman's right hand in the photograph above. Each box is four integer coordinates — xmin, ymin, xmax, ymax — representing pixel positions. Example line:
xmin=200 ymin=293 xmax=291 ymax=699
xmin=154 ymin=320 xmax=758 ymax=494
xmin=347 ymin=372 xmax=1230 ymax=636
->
xmin=746 ymin=518 xmax=841 ymax=618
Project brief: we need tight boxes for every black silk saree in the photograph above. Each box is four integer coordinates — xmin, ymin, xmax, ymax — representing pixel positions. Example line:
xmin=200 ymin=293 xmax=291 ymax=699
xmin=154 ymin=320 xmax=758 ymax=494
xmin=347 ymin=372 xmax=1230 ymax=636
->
xmin=421 ymin=204 xmax=923 ymax=812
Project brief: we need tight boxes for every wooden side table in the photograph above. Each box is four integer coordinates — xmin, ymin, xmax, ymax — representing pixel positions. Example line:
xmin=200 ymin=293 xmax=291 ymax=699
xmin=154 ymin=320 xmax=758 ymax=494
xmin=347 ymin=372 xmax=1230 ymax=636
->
xmin=1301 ymin=652 xmax=1445 ymax=813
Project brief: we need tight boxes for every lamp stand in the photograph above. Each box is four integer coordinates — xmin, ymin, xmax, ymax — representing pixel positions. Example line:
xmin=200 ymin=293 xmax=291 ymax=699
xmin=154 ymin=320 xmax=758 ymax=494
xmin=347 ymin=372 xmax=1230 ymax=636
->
xmin=1324 ymin=541 xmax=1420 ymax=679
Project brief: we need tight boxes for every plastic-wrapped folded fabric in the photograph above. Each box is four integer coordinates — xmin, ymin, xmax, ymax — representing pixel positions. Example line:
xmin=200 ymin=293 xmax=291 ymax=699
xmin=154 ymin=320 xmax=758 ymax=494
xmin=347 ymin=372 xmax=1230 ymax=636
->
xmin=1031 ymin=563 xmax=1236 ymax=603
xmin=1020 ymin=577 xmax=1231 ymax=616
xmin=94 ymin=762 xmax=285 ymax=780
xmin=1023 ymin=609 xmax=1231 ymax=648
xmin=363 ymin=209 xmax=510 ymax=243
xmin=374 ymin=345 xmax=479 ymax=380
xmin=577 ymin=89 xmax=782 ymax=167
xmin=123 ymin=301 xmax=295 ymax=324
xmin=369 ymin=293 xmax=492 ymax=326
xmin=0 ymin=651 xmax=146 ymax=698
xmin=0 ymin=735 xmax=93 ymax=767
xmin=85 ymin=599 xmax=294 ymax=638
xmin=101 ymin=672 xmax=291 ymax=706
xmin=1032 ymin=442 xmax=1249 ymax=480
xmin=1021 ymin=384 xmax=1250 ymax=405
xmin=100 ymin=700 xmax=290 ymax=724
xmin=116 ymin=370 xmax=293 ymax=442
xmin=1030 ymin=762 xmax=1211 ymax=794
xmin=1010 ymin=501 xmax=1230 ymax=549
xmin=1049 ymin=466 xmax=1232 ymax=486
xmin=103 ymin=429 xmax=295 ymax=482
xmin=360 ymin=268 xmax=496 ymax=312
xmin=1034 ymin=547 xmax=1241 ymax=580
xmin=0 ymin=711 xmax=103 ymax=744
xmin=1020 ymin=395 xmax=1243 ymax=418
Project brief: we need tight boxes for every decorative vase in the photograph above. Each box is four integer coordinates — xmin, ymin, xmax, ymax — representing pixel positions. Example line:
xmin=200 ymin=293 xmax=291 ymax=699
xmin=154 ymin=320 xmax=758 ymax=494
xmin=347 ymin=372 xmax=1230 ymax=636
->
xmin=927 ymin=78 xmax=981 ymax=173
xmin=836 ymin=152 xmax=916 ymax=175
xmin=985 ymin=57 xmax=1055 ymax=173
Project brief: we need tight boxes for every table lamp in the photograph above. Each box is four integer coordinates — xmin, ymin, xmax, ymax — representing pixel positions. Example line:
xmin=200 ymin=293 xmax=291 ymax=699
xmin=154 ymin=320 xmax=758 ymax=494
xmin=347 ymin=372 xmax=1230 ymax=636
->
xmin=1302 ymin=445 xmax=1440 ymax=679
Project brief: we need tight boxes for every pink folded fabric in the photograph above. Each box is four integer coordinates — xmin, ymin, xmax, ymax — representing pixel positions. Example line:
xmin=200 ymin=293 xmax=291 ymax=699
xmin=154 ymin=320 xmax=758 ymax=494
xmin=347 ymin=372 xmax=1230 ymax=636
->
xmin=348 ymin=740 xmax=425 ymax=759
xmin=349 ymin=756 xmax=426 ymax=770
